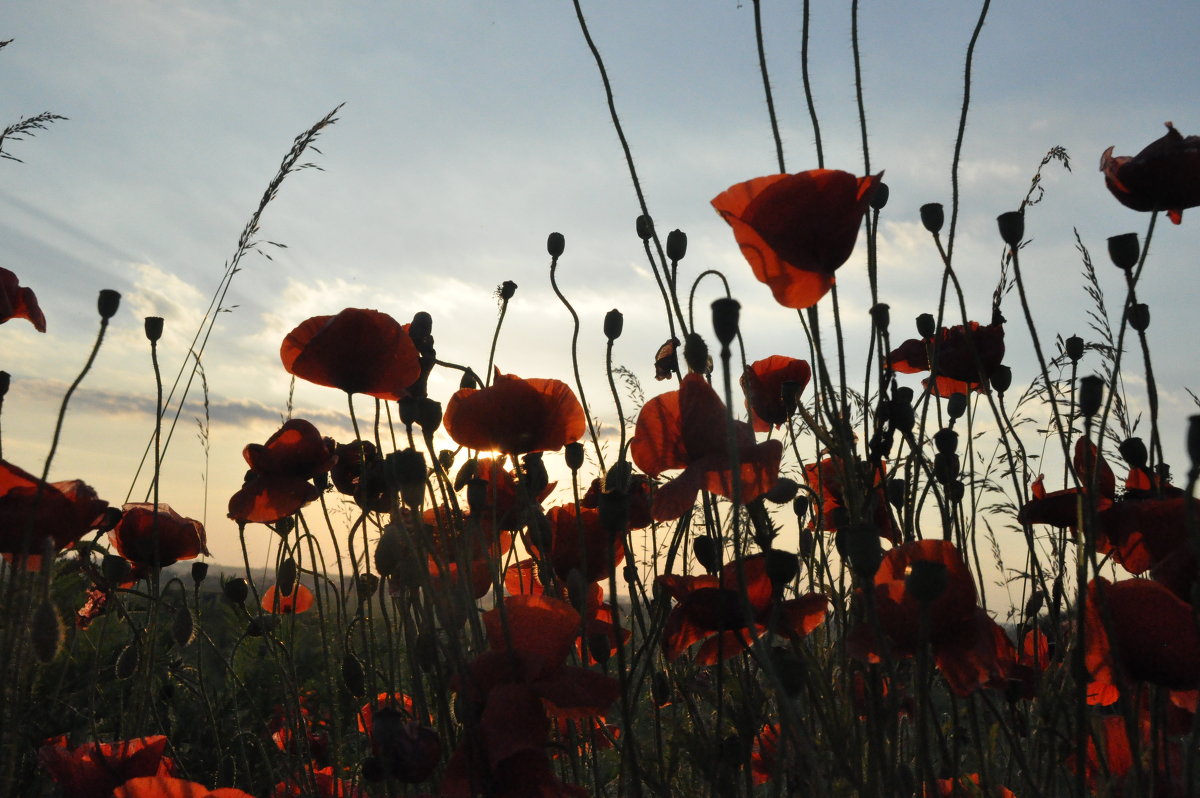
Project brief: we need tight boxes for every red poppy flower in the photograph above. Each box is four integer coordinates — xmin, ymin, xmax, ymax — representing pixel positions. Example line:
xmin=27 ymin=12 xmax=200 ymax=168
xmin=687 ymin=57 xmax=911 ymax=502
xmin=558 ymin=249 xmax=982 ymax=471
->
xmin=711 ymin=169 xmax=881 ymax=309
xmin=803 ymin=455 xmax=897 ymax=542
xmin=1101 ymin=122 xmax=1200 ymax=224
xmin=261 ymin=583 xmax=315 ymax=614
xmin=741 ymin=355 xmax=811 ymax=432
xmin=443 ymin=371 xmax=585 ymax=455
xmin=280 ymin=308 xmax=421 ymax=400
xmin=923 ymin=773 xmax=1016 ymax=797
xmin=113 ymin=776 xmax=254 ymax=798
xmin=109 ymin=503 xmax=207 ymax=568
xmin=535 ymin=503 xmax=625 ymax=584
xmin=847 ymin=540 xmax=1011 ymax=695
xmin=1 ymin=458 xmax=108 ymax=562
xmin=889 ymin=317 xmax=1005 ymax=396
xmin=1019 ymin=437 xmax=1115 ymax=528
xmin=580 ymin=474 xmax=653 ymax=530
xmin=273 ymin=766 xmax=363 ymax=798
xmin=39 ymin=735 xmax=175 ymax=798
xmin=503 ymin=562 xmax=629 ymax=666
xmin=630 ymin=374 xmax=783 ymax=521
xmin=1 ymin=267 xmax=46 ymax=332
xmin=228 ymin=420 xmax=332 ymax=524
xmin=657 ymin=553 xmax=828 ymax=664
xmin=356 ymin=692 xmax=416 ymax=735
xmin=750 ymin=724 xmax=782 ymax=785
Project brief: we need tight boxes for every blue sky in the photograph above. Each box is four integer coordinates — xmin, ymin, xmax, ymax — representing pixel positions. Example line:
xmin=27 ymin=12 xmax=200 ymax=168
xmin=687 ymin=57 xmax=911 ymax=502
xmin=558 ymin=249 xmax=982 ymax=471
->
xmin=3 ymin=1 xmax=1197 ymax=597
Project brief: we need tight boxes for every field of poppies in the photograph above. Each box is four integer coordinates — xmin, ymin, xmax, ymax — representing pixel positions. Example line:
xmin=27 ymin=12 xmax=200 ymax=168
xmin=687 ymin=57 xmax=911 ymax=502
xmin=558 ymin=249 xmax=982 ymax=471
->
xmin=3 ymin=6 xmax=1200 ymax=798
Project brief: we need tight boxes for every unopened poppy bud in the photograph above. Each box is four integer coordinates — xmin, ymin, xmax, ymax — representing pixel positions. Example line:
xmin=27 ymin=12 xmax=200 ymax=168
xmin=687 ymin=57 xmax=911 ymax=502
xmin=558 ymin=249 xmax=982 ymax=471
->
xmin=191 ymin=561 xmax=208 ymax=584
xmin=498 ymin=280 xmax=517 ymax=300
xmin=1107 ymin=232 xmax=1140 ymax=271
xmin=990 ymin=365 xmax=1012 ymax=394
xmin=522 ymin=452 xmax=548 ymax=497
xmin=1188 ymin=415 xmax=1200 ymax=473
xmin=996 ymin=211 xmax=1025 ymax=247
xmin=143 ymin=316 xmax=164 ymax=342
xmin=102 ymin=553 xmax=132 ymax=584
xmin=388 ymin=448 xmax=427 ymax=488
xmin=1127 ymin=302 xmax=1150 ymax=332
xmin=453 ymin=459 xmax=477 ymax=492
xmin=274 ymin=516 xmax=295 ymax=537
xmin=868 ymin=428 xmax=894 ymax=461
xmin=919 ymin=203 xmax=944 ymax=234
xmin=437 ymin=450 xmax=455 ymax=475
xmin=459 ymin=370 xmax=477 ymax=390
xmin=869 ymin=303 xmax=890 ymax=333
xmin=276 ymin=558 xmax=298 ymax=597
xmin=765 ymin=549 xmax=800 ymax=590
xmin=710 ymin=298 xmax=741 ymax=347
xmin=603 ymin=459 xmax=632 ymax=493
xmin=887 ymin=477 xmax=907 ymax=509
xmin=343 ymin=652 xmax=366 ymax=696
xmin=890 ymin=390 xmax=915 ymax=435
xmin=869 ymin=181 xmax=890 ymax=210
xmin=374 ymin=525 xmax=405 ymax=579
xmin=115 ymin=639 xmax=139 ymax=678
xmin=1078 ymin=375 xmax=1105 ymax=418
xmin=792 ymin=494 xmax=810 ymax=520
xmin=934 ymin=451 xmax=959 ymax=484
xmin=398 ymin=396 xmax=419 ymax=426
xmin=947 ymin=479 xmax=965 ymax=502
xmin=1064 ymin=335 xmax=1085 ymax=363
xmin=416 ymin=398 xmax=442 ymax=432
xmin=564 ymin=442 xmax=585 ymax=472
xmin=547 ymin=232 xmax=565 ymax=258
xmin=904 ymin=560 xmax=948 ymax=603
xmin=587 ymin=634 xmax=611 ymax=667
xmin=0 ymin=370 xmax=10 ymax=398
xmin=933 ymin=428 xmax=959 ymax=454
xmin=1118 ymin=437 xmax=1148 ymax=470
xmin=652 ymin=671 xmax=672 ymax=707
xmin=31 ymin=599 xmax=62 ymax=663
xmin=693 ymin=535 xmax=720 ymax=574
xmin=842 ymin=523 xmax=882 ymax=579
xmin=415 ymin=632 xmax=438 ymax=673
xmin=780 ymin=380 xmax=803 ymax=414
xmin=916 ymin=313 xmax=936 ymax=339
xmin=356 ymin=573 xmax=379 ymax=601
xmin=172 ymin=605 xmax=195 ymax=648
xmin=566 ymin=568 xmax=588 ymax=612
xmin=604 ymin=308 xmax=624 ymax=341
xmin=97 ymin=289 xmax=121 ymax=319
xmin=409 ymin=311 xmax=433 ymax=342
xmin=946 ymin=392 xmax=967 ymax=421
xmin=1024 ymin=590 xmax=1045 ymax=619
xmin=223 ymin=577 xmax=248 ymax=604
xmin=764 ymin=477 xmax=799 ymax=504
xmin=666 ymin=229 xmax=688 ymax=261
xmin=529 ymin=514 xmax=553 ymax=554
xmin=465 ymin=478 xmax=489 ymax=515
xmin=682 ymin=333 xmax=711 ymax=375
xmin=636 ymin=214 xmax=655 ymax=241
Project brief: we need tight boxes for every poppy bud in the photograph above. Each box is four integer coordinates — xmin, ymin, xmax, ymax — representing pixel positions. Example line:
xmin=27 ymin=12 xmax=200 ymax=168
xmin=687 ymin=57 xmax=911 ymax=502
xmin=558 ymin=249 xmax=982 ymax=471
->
xmin=547 ymin=232 xmax=565 ymax=258
xmin=934 ymin=452 xmax=959 ymax=484
xmin=1064 ymin=335 xmax=1085 ymax=363
xmin=172 ymin=605 xmax=195 ymax=648
xmin=1078 ymin=375 xmax=1105 ymax=418
xmin=651 ymin=671 xmax=672 ymax=707
xmin=587 ymin=634 xmax=612 ymax=667
xmin=0 ymin=371 xmax=9 ymax=398
xmin=1118 ymin=437 xmax=1148 ymax=470
xmin=636 ymin=214 xmax=655 ymax=241
xmin=869 ymin=303 xmax=890 ymax=333
xmin=933 ymin=428 xmax=959 ymax=454
xmin=919 ymin=203 xmax=944 ymax=234
xmin=764 ymin=477 xmax=799 ymax=504
xmin=887 ymin=477 xmax=907 ymax=509
xmin=343 ymin=652 xmax=366 ymax=697
xmin=522 ymin=452 xmax=548 ymax=498
xmin=97 ymin=289 xmax=121 ymax=319
xmin=711 ymin=298 xmax=741 ymax=347
xmin=868 ymin=428 xmax=894 ymax=461
xmin=841 ymin=523 xmax=882 ymax=579
xmin=792 ymin=494 xmax=810 ymax=520
xmin=409 ymin=311 xmax=433 ymax=342
xmin=31 ymin=599 xmax=62 ymax=663
xmin=890 ymin=388 xmax=915 ymax=435
xmin=223 ymin=577 xmax=248 ymax=604
xmin=277 ymin=558 xmax=298 ymax=597
xmin=1024 ymin=590 xmax=1045 ymax=619
xmin=356 ymin=573 xmax=379 ymax=601
xmin=1107 ymin=232 xmax=1140 ymax=271
xmin=453 ymin=459 xmax=478 ymax=492
xmin=1127 ymin=302 xmax=1150 ymax=332
xmin=498 ymin=280 xmax=517 ymax=300
xmin=374 ymin=525 xmax=405 ymax=579
xmin=465 ymin=478 xmax=489 ymax=515
xmin=682 ymin=333 xmax=711 ymax=375
xmin=869 ymin=181 xmax=890 ymax=210
xmin=996 ymin=211 xmax=1025 ymax=247
xmin=604 ymin=309 xmax=624 ymax=341
xmin=764 ymin=549 xmax=800 ymax=591
xmin=143 ymin=316 xmax=164 ymax=342
xmin=904 ymin=560 xmax=947 ymax=603
xmin=417 ymin=398 xmax=442 ymax=432
xmin=990 ymin=365 xmax=1013 ymax=394
xmin=603 ymin=459 xmax=632 ymax=493
xmin=398 ymin=396 xmax=419 ymax=427
xmin=946 ymin=392 xmax=967 ymax=421
xmin=189 ymin=562 xmax=208 ymax=585
xmin=566 ymin=568 xmax=588 ymax=612
xmin=415 ymin=632 xmax=438 ymax=673
xmin=916 ymin=313 xmax=936 ymax=339
xmin=528 ymin=513 xmax=553 ymax=555
xmin=771 ymin=645 xmax=807 ymax=696
xmin=666 ymin=229 xmax=688 ymax=261
xmin=947 ymin=479 xmax=965 ymax=503
xmin=780 ymin=380 xmax=803 ymax=415
xmin=102 ymin=553 xmax=132 ymax=585
xmin=564 ymin=442 xmax=585 ymax=472
xmin=437 ymin=450 xmax=455 ymax=475
xmin=115 ymin=639 xmax=139 ymax=679
xmin=274 ymin=516 xmax=295 ymax=537
xmin=1188 ymin=415 xmax=1200 ymax=474
xmin=388 ymin=449 xmax=427 ymax=487
xmin=693 ymin=535 xmax=720 ymax=574
xmin=459 ymin=371 xmax=477 ymax=390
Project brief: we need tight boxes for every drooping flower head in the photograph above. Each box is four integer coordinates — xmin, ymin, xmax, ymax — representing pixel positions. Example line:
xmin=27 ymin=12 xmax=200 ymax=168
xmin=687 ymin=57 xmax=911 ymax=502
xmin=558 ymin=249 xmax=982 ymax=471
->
xmin=1101 ymin=122 xmax=1200 ymax=224
xmin=1 ymin=459 xmax=108 ymax=564
xmin=109 ymin=503 xmax=208 ymax=568
xmin=1 ymin=267 xmax=46 ymax=332
xmin=228 ymin=419 xmax=332 ymax=524
xmin=741 ymin=355 xmax=811 ymax=432
xmin=281 ymin=308 xmax=421 ymax=399
xmin=712 ymin=170 xmax=881 ymax=309
xmin=443 ymin=370 xmax=585 ymax=455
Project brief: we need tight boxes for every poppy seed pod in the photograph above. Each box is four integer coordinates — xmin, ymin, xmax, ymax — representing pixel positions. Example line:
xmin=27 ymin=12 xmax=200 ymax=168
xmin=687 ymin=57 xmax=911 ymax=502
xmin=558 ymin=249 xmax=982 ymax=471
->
xmin=711 ymin=298 xmax=741 ymax=346
xmin=869 ymin=181 xmax=890 ymax=210
xmin=946 ymin=392 xmax=968 ymax=421
xmin=1107 ymin=232 xmax=1140 ymax=270
xmin=916 ymin=313 xmax=936 ymax=339
xmin=1127 ymin=302 xmax=1151 ymax=332
xmin=498 ymin=280 xmax=517 ymax=300
xmin=904 ymin=560 xmax=948 ymax=603
xmin=933 ymin=428 xmax=959 ymax=455
xmin=693 ymin=535 xmax=720 ymax=574
xmin=990 ymin=364 xmax=1013 ymax=394
xmin=143 ymin=316 xmax=164 ymax=342
xmin=666 ymin=229 xmax=688 ymax=261
xmin=869 ymin=303 xmax=890 ymax=333
xmin=1065 ymin=335 xmax=1085 ymax=363
xmin=996 ymin=211 xmax=1025 ymax=247
xmin=636 ymin=214 xmax=655 ymax=241
xmin=919 ymin=203 xmax=945 ymax=234
xmin=546 ymin=232 xmax=565 ymax=258
xmin=1188 ymin=415 xmax=1200 ymax=473
xmin=1118 ymin=437 xmax=1148 ymax=470
xmin=604 ymin=308 xmax=624 ymax=341
xmin=97 ymin=289 xmax=121 ymax=319
xmin=564 ymin=441 xmax=585 ymax=472
xmin=682 ymin=333 xmax=711 ymax=375
xmin=1078 ymin=374 xmax=1105 ymax=418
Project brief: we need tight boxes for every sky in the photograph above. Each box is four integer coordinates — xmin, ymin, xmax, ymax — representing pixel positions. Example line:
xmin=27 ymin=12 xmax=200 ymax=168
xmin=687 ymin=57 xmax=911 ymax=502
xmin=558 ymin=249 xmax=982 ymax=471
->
xmin=2 ymin=1 xmax=1198 ymax=607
